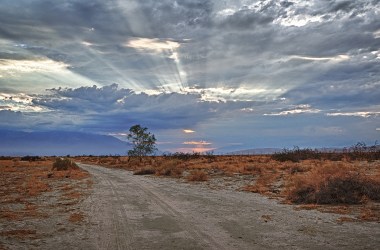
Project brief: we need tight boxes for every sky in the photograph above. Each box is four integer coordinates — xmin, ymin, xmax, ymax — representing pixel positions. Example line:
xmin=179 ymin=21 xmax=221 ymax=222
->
xmin=0 ymin=0 xmax=379 ymax=153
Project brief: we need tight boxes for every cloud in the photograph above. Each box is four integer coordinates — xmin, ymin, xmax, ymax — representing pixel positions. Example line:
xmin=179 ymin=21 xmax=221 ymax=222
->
xmin=183 ymin=129 xmax=195 ymax=133
xmin=0 ymin=59 xmax=69 ymax=76
xmin=264 ymin=104 xmax=321 ymax=116
xmin=327 ymin=111 xmax=380 ymax=118
xmin=126 ymin=38 xmax=181 ymax=53
xmin=288 ymin=55 xmax=350 ymax=62
xmin=183 ymin=141 xmax=212 ymax=145
xmin=30 ymin=84 xmax=256 ymax=132
xmin=0 ymin=92 xmax=47 ymax=112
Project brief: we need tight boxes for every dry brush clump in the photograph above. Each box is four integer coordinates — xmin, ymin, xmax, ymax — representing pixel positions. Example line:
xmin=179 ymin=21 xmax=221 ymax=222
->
xmin=133 ymin=166 xmax=156 ymax=175
xmin=155 ymin=159 xmax=185 ymax=177
xmin=52 ymin=158 xmax=79 ymax=171
xmin=186 ymin=170 xmax=209 ymax=182
xmin=285 ymin=164 xmax=380 ymax=204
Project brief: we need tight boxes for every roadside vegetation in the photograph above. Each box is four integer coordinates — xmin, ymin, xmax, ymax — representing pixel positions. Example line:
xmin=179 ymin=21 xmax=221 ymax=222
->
xmin=76 ymin=144 xmax=380 ymax=221
xmin=0 ymin=157 xmax=91 ymax=246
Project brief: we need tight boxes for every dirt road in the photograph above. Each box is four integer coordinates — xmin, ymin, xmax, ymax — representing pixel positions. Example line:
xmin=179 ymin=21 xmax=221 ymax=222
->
xmin=72 ymin=163 xmax=379 ymax=250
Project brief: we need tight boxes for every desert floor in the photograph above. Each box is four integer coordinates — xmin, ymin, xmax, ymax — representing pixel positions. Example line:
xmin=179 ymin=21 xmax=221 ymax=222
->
xmin=3 ymin=161 xmax=379 ymax=249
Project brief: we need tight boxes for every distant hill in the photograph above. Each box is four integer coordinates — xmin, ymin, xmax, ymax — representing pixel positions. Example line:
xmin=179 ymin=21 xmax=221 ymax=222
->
xmin=227 ymin=146 xmax=375 ymax=155
xmin=227 ymin=148 xmax=281 ymax=155
xmin=0 ymin=130 xmax=130 ymax=156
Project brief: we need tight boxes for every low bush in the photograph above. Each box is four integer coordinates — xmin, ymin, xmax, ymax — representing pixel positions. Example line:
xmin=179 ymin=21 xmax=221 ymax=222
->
xmin=155 ymin=159 xmax=184 ymax=177
xmin=164 ymin=152 xmax=202 ymax=160
xmin=286 ymin=165 xmax=380 ymax=204
xmin=187 ymin=170 xmax=209 ymax=182
xmin=133 ymin=167 xmax=156 ymax=175
xmin=347 ymin=142 xmax=380 ymax=161
xmin=21 ymin=156 xmax=42 ymax=162
xmin=52 ymin=158 xmax=79 ymax=171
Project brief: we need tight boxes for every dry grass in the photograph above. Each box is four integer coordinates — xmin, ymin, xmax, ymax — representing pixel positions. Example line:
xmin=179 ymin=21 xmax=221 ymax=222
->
xmin=63 ymin=191 xmax=82 ymax=200
xmin=68 ymin=212 xmax=85 ymax=223
xmin=0 ymin=157 xmax=93 ymax=250
xmin=0 ymin=157 xmax=91 ymax=244
xmin=0 ymin=229 xmax=37 ymax=238
xmin=285 ymin=164 xmax=380 ymax=204
xmin=26 ymin=177 xmax=51 ymax=196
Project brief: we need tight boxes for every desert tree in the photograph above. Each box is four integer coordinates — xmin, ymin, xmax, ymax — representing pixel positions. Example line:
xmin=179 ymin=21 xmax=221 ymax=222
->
xmin=127 ymin=124 xmax=157 ymax=161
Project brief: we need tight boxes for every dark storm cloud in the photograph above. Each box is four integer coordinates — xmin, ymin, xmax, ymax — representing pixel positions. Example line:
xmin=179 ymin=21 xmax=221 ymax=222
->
xmin=0 ymin=1 xmax=134 ymax=42
xmin=217 ymin=8 xmax=274 ymax=29
xmin=30 ymin=84 xmax=260 ymax=132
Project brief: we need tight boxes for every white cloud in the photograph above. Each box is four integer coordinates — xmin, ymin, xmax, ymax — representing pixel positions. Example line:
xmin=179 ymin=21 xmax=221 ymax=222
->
xmin=0 ymin=93 xmax=47 ymax=112
xmin=240 ymin=108 xmax=254 ymax=112
xmin=216 ymin=8 xmax=236 ymax=17
xmin=183 ymin=129 xmax=195 ymax=134
xmin=374 ymin=30 xmax=380 ymax=39
xmin=126 ymin=38 xmax=180 ymax=53
xmin=0 ymin=59 xmax=69 ymax=76
xmin=288 ymin=55 xmax=350 ymax=62
xmin=327 ymin=111 xmax=380 ymax=118
xmin=264 ymin=104 xmax=320 ymax=116
xmin=81 ymin=41 xmax=93 ymax=47
xmin=183 ymin=86 xmax=284 ymax=102
xmin=276 ymin=14 xmax=323 ymax=27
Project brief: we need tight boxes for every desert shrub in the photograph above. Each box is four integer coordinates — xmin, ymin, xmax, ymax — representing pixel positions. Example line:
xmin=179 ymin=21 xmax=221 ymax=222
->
xmin=52 ymin=158 xmax=79 ymax=171
xmin=347 ymin=142 xmax=380 ymax=161
xmin=187 ymin=170 xmax=209 ymax=182
xmin=164 ymin=152 xmax=202 ymax=160
xmin=0 ymin=156 xmax=16 ymax=160
xmin=156 ymin=159 xmax=184 ymax=177
xmin=133 ymin=167 xmax=156 ymax=175
xmin=272 ymin=147 xmax=321 ymax=162
xmin=289 ymin=165 xmax=306 ymax=174
xmin=21 ymin=156 xmax=41 ymax=161
xmin=286 ymin=165 xmax=380 ymax=204
xmin=272 ymin=142 xmax=380 ymax=162
xmin=322 ymin=152 xmax=345 ymax=161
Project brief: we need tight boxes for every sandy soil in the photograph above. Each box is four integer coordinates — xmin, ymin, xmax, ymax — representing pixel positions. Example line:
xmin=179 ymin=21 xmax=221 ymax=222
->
xmin=76 ymin=163 xmax=379 ymax=250
xmin=2 ymin=163 xmax=379 ymax=249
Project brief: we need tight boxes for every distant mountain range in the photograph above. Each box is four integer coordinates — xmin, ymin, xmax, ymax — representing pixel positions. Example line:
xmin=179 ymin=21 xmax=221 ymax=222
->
xmin=227 ymin=148 xmax=281 ymax=155
xmin=227 ymin=146 xmax=375 ymax=155
xmin=0 ymin=130 xmax=129 ymax=156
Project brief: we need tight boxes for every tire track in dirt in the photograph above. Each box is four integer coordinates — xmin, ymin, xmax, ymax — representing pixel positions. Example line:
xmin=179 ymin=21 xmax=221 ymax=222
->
xmin=104 ymin=177 xmax=134 ymax=250
xmin=112 ymin=173 xmax=226 ymax=250
xmin=79 ymin=165 xmax=135 ymax=250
